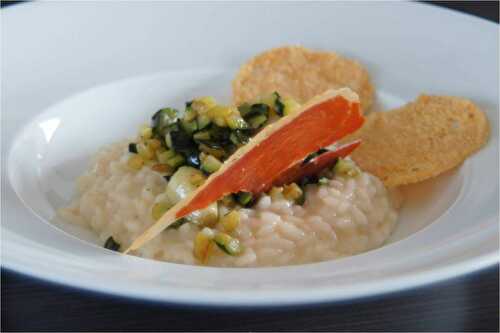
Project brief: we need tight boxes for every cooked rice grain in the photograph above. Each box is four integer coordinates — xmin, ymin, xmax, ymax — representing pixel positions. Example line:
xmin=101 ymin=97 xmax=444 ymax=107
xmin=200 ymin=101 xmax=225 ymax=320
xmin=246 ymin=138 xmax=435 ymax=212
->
xmin=59 ymin=142 xmax=400 ymax=267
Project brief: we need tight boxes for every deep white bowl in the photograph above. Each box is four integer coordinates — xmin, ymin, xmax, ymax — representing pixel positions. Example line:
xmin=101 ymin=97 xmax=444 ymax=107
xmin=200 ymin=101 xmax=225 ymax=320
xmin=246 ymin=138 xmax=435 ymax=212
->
xmin=2 ymin=2 xmax=498 ymax=306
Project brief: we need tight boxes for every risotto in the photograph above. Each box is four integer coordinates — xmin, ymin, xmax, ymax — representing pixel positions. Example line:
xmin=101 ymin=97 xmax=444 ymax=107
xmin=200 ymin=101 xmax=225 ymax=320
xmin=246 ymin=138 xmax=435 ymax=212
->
xmin=59 ymin=140 xmax=400 ymax=267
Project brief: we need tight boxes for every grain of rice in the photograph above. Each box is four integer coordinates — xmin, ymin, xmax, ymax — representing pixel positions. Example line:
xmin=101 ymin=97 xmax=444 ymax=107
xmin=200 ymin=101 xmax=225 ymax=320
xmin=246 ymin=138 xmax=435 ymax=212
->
xmin=58 ymin=141 xmax=401 ymax=267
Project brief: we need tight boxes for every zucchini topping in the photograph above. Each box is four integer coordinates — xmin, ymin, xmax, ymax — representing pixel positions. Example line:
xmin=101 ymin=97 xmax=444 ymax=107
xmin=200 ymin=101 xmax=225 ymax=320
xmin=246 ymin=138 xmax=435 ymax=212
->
xmin=104 ymin=236 xmax=121 ymax=251
xmin=333 ymin=158 xmax=361 ymax=177
xmin=127 ymin=92 xmax=293 ymax=178
xmin=128 ymin=143 xmax=138 ymax=154
xmin=124 ymin=90 xmax=362 ymax=263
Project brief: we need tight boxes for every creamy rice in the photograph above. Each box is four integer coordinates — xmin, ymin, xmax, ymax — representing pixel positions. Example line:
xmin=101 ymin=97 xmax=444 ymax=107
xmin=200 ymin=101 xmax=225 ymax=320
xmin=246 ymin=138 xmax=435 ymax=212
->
xmin=59 ymin=141 xmax=400 ymax=267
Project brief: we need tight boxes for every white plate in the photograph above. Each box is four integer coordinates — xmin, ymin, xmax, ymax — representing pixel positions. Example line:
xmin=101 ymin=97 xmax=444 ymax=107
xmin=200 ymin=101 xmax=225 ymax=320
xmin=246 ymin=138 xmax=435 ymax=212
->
xmin=2 ymin=2 xmax=498 ymax=306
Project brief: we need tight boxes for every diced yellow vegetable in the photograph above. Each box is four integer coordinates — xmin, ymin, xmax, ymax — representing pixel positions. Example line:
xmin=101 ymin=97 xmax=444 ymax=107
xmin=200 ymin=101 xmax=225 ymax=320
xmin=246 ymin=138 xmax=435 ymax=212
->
xmin=192 ymin=96 xmax=217 ymax=114
xmin=213 ymin=116 xmax=227 ymax=127
xmin=283 ymin=183 xmax=303 ymax=202
xmin=214 ymin=232 xmax=243 ymax=256
xmin=194 ymin=227 xmax=215 ymax=263
xmin=157 ymin=150 xmax=176 ymax=164
xmin=127 ymin=155 xmax=144 ymax=170
xmin=282 ymin=97 xmax=301 ymax=116
xmin=184 ymin=107 xmax=198 ymax=122
xmin=166 ymin=154 xmax=185 ymax=168
xmin=140 ymin=126 xmax=153 ymax=140
xmin=137 ymin=143 xmax=155 ymax=160
xmin=269 ymin=186 xmax=284 ymax=201
xmin=147 ymin=138 xmax=162 ymax=151
xmin=221 ymin=210 xmax=240 ymax=232
xmin=221 ymin=195 xmax=236 ymax=207
xmin=209 ymin=105 xmax=233 ymax=119
xmin=151 ymin=163 xmax=174 ymax=174
xmin=189 ymin=172 xmax=206 ymax=187
xmin=201 ymin=154 xmax=222 ymax=173
xmin=199 ymin=145 xmax=226 ymax=159
xmin=151 ymin=201 xmax=171 ymax=221
xmin=333 ymin=158 xmax=361 ymax=177
xmin=226 ymin=114 xmax=248 ymax=129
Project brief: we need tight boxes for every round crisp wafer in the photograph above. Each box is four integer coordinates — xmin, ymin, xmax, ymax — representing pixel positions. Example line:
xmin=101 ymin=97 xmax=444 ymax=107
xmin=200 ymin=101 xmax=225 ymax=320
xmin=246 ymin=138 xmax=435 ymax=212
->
xmin=232 ymin=46 xmax=374 ymax=112
xmin=346 ymin=95 xmax=490 ymax=187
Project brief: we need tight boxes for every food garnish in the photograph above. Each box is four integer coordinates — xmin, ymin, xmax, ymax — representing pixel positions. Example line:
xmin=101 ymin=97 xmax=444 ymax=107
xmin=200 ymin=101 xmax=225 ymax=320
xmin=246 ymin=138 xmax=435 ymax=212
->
xmin=232 ymin=46 xmax=374 ymax=112
xmin=103 ymin=236 xmax=121 ymax=252
xmin=270 ymin=140 xmax=361 ymax=190
xmin=346 ymin=95 xmax=489 ymax=187
xmin=124 ymin=88 xmax=364 ymax=253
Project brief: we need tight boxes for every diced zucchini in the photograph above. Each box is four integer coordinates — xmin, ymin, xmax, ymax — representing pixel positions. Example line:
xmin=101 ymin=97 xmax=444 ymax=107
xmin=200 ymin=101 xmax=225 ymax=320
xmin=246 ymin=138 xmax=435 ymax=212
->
xmin=213 ymin=116 xmax=227 ymax=127
xmin=165 ymin=167 xmax=217 ymax=226
xmin=237 ymin=103 xmax=252 ymax=117
xmin=192 ymin=97 xmax=217 ymax=114
xmin=137 ymin=143 xmax=155 ymax=160
xmin=165 ymin=132 xmax=173 ymax=149
xmin=199 ymin=145 xmax=226 ymax=159
xmin=248 ymin=114 xmax=268 ymax=128
xmin=156 ymin=149 xmax=176 ymax=163
xmin=180 ymin=119 xmax=198 ymax=134
xmin=208 ymin=105 xmax=233 ymax=119
xmin=235 ymin=191 xmax=254 ymax=207
xmin=186 ymin=204 xmax=218 ymax=227
xmin=275 ymin=93 xmax=285 ymax=116
xmin=193 ymin=227 xmax=215 ymax=263
xmin=185 ymin=151 xmax=201 ymax=168
xmin=152 ymin=108 xmax=178 ymax=136
xmin=197 ymin=114 xmax=211 ymax=130
xmin=166 ymin=167 xmax=204 ymax=199
xmin=283 ymin=183 xmax=304 ymax=205
xmin=147 ymin=138 xmax=162 ymax=151
xmin=166 ymin=154 xmax=185 ymax=168
xmin=127 ymin=155 xmax=144 ymax=170
xmin=140 ymin=126 xmax=153 ymax=140
xmin=226 ymin=114 xmax=248 ymax=130
xmin=318 ymin=177 xmax=329 ymax=185
xmin=282 ymin=97 xmax=301 ymax=116
xmin=235 ymin=129 xmax=251 ymax=144
xmin=151 ymin=201 xmax=172 ymax=221
xmin=229 ymin=132 xmax=240 ymax=145
xmin=269 ymin=186 xmax=284 ymax=201
xmin=193 ymin=130 xmax=211 ymax=141
xmin=221 ymin=195 xmax=236 ymax=207
xmin=201 ymin=154 xmax=222 ymax=173
xmin=167 ymin=218 xmax=188 ymax=230
xmin=151 ymin=163 xmax=174 ymax=175
xmin=104 ymin=236 xmax=120 ymax=251
xmin=128 ymin=143 xmax=138 ymax=154
xmin=261 ymin=92 xmax=278 ymax=108
xmin=208 ymin=125 xmax=231 ymax=143
xmin=214 ymin=233 xmax=243 ymax=256
xmin=169 ymin=129 xmax=197 ymax=154
xmin=247 ymin=103 xmax=270 ymax=119
xmin=262 ymin=92 xmax=284 ymax=116
xmin=333 ymin=158 xmax=360 ymax=177
xmin=189 ymin=171 xmax=206 ymax=187
xmin=184 ymin=106 xmax=198 ymax=122
xmin=221 ymin=210 xmax=240 ymax=232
